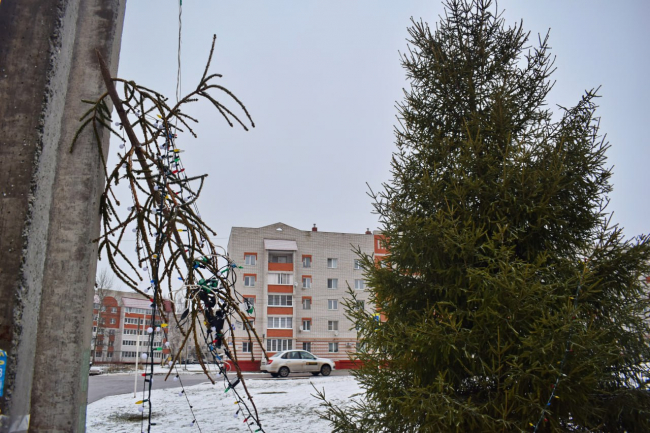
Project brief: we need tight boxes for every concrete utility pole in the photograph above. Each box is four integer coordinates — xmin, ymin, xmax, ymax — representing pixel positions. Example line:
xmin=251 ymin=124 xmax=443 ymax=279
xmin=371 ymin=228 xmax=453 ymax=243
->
xmin=0 ymin=1 xmax=125 ymax=432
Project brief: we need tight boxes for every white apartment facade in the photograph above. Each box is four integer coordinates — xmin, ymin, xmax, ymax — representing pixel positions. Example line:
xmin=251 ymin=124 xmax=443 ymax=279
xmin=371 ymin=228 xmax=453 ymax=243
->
xmin=228 ymin=222 xmax=386 ymax=369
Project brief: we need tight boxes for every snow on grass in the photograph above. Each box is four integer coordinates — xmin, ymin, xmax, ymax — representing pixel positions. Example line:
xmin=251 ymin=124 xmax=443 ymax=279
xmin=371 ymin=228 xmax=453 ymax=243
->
xmin=87 ymin=375 xmax=361 ymax=432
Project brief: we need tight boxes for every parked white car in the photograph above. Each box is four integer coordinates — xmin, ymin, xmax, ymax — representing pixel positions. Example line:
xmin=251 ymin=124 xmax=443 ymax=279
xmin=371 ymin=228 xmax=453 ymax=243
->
xmin=89 ymin=366 xmax=103 ymax=376
xmin=261 ymin=350 xmax=335 ymax=378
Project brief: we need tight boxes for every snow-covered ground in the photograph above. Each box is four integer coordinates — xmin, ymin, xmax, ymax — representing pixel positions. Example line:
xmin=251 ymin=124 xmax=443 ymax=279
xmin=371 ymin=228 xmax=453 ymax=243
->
xmin=87 ymin=375 xmax=361 ymax=432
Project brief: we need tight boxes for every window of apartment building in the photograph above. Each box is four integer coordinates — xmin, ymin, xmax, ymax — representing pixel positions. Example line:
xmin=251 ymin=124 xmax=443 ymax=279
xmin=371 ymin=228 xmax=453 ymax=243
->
xmin=125 ymin=307 xmax=151 ymax=314
xmin=107 ymin=352 xmax=113 ymax=358
xmin=270 ymin=273 xmax=292 ymax=285
xmin=110 ymin=318 xmax=116 ymax=324
xmin=302 ymin=342 xmax=312 ymax=352
xmin=244 ymin=253 xmax=257 ymax=266
xmin=123 ymin=340 xmax=136 ymax=346
xmin=327 ymin=258 xmax=338 ymax=268
xmin=328 ymin=299 xmax=338 ymax=310
xmin=244 ymin=319 xmax=255 ymax=330
xmin=302 ymin=319 xmax=311 ymax=332
xmin=244 ymin=296 xmax=256 ymax=308
xmin=328 ymin=320 xmax=339 ymax=331
xmin=354 ymin=259 xmax=362 ymax=270
xmin=354 ymin=279 xmax=365 ymax=290
xmin=95 ymin=351 xmax=102 ymax=358
xmin=302 ymin=276 xmax=312 ymax=289
xmin=108 ymin=340 xmax=114 ymax=347
xmin=111 ymin=307 xmax=117 ymax=313
xmin=153 ymin=341 xmax=162 ymax=348
xmin=267 ymin=339 xmax=292 ymax=352
xmin=302 ymin=255 xmax=311 ymax=268
xmin=108 ymin=329 xmax=115 ymax=335
xmin=268 ymin=294 xmax=292 ymax=307
xmin=328 ymin=342 xmax=339 ymax=353
xmin=268 ymin=316 xmax=292 ymax=329
xmin=327 ymin=278 xmax=338 ymax=289
xmin=242 ymin=341 xmax=252 ymax=353
xmin=244 ymin=275 xmax=256 ymax=287
xmin=124 ymin=318 xmax=138 ymax=325
xmin=93 ymin=326 xmax=97 ymax=333
xmin=153 ymin=352 xmax=161 ymax=358
xmin=302 ymin=297 xmax=311 ymax=310
xmin=269 ymin=253 xmax=292 ymax=263
xmin=93 ymin=303 xmax=100 ymax=309
xmin=123 ymin=351 xmax=136 ymax=358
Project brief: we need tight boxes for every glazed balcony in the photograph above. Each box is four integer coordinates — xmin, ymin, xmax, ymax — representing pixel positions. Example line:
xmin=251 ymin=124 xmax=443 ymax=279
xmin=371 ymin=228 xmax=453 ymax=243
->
xmin=268 ymin=251 xmax=294 ymax=271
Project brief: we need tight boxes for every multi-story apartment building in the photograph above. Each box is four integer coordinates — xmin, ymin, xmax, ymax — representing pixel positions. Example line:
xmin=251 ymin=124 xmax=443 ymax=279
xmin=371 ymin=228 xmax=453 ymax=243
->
xmin=228 ymin=222 xmax=386 ymax=370
xmin=92 ymin=289 xmax=174 ymax=365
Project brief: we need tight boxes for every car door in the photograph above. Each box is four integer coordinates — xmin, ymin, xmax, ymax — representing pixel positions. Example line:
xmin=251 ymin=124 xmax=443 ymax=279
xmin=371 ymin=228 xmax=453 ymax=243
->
xmin=300 ymin=351 xmax=319 ymax=372
xmin=283 ymin=351 xmax=304 ymax=372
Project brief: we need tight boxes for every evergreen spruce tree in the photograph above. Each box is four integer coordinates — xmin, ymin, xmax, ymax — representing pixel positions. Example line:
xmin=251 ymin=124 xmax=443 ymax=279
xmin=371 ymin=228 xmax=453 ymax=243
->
xmin=317 ymin=1 xmax=650 ymax=431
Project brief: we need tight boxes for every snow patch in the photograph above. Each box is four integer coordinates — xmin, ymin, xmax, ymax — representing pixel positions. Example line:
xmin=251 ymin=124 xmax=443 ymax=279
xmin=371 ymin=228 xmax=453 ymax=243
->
xmin=87 ymin=375 xmax=361 ymax=432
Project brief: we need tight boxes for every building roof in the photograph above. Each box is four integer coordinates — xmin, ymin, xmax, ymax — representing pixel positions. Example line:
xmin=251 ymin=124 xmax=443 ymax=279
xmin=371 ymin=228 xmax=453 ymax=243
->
xmin=121 ymin=297 xmax=153 ymax=309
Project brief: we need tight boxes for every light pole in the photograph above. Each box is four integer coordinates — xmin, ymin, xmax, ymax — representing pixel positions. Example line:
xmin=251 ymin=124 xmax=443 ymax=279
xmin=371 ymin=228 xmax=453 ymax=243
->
xmin=133 ymin=315 xmax=142 ymax=397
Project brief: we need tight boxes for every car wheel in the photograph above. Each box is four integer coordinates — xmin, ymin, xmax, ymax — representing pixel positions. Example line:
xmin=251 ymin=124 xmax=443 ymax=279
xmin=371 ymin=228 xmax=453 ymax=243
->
xmin=270 ymin=373 xmax=279 ymax=378
xmin=311 ymin=372 xmax=320 ymax=376
xmin=320 ymin=364 xmax=332 ymax=376
xmin=278 ymin=367 xmax=290 ymax=378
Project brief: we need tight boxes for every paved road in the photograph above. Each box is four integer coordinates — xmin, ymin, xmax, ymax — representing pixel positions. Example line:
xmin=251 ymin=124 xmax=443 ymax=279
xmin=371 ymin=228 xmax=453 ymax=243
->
xmin=88 ymin=369 xmax=350 ymax=403
xmin=88 ymin=373 xmax=210 ymax=404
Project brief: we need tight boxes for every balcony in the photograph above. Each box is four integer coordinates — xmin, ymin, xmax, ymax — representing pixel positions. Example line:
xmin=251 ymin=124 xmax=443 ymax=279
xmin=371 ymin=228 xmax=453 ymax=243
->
xmin=268 ymin=262 xmax=293 ymax=271
xmin=268 ymin=251 xmax=293 ymax=272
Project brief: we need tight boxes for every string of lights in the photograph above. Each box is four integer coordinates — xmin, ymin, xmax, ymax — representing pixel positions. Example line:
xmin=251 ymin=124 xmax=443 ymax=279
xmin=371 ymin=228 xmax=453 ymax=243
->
xmin=75 ymin=36 xmax=265 ymax=431
xmin=176 ymin=0 xmax=183 ymax=106
xmin=143 ymin=127 xmax=263 ymax=430
xmin=126 ymin=108 xmax=264 ymax=432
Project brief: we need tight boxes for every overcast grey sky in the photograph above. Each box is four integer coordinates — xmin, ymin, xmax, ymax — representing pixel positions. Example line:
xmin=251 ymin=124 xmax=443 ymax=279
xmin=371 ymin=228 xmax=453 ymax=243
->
xmin=112 ymin=0 xmax=650 ymax=256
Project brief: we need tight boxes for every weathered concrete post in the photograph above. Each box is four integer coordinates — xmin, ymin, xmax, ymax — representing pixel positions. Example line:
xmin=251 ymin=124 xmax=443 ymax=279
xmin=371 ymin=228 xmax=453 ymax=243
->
xmin=0 ymin=1 xmax=125 ymax=431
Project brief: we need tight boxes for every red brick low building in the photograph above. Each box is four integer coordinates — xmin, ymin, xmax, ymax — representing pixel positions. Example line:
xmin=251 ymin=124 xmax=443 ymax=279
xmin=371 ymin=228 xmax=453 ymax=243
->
xmin=92 ymin=289 xmax=174 ymax=364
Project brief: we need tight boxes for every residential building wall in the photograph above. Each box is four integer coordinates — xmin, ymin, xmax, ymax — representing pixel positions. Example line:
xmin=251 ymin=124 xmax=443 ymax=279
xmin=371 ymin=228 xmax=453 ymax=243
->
xmin=228 ymin=222 xmax=380 ymax=369
xmin=91 ymin=289 xmax=173 ymax=364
